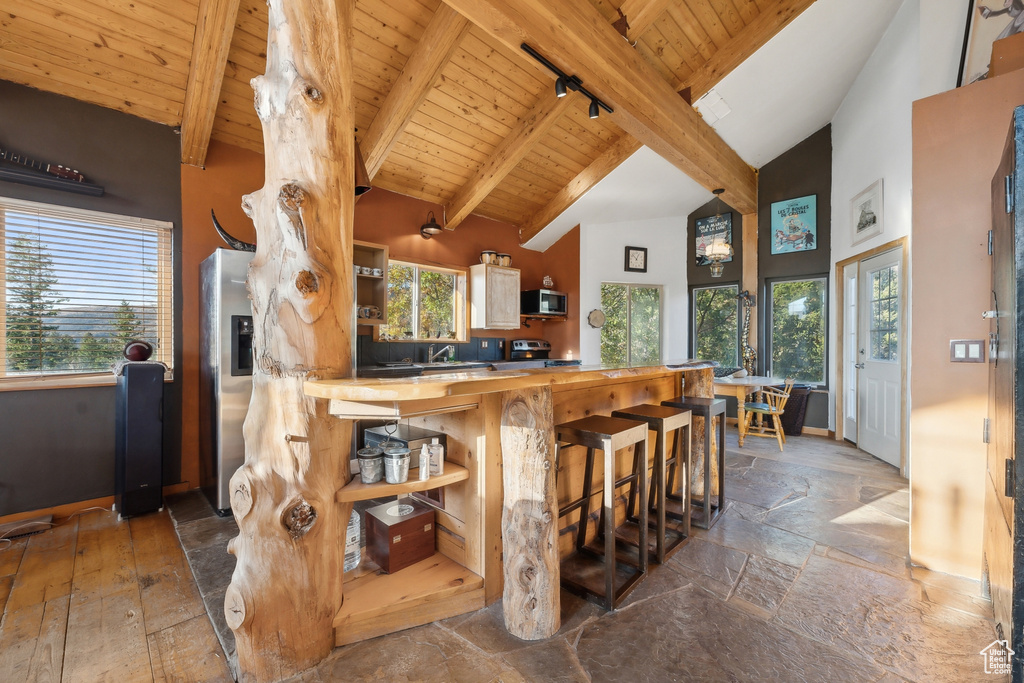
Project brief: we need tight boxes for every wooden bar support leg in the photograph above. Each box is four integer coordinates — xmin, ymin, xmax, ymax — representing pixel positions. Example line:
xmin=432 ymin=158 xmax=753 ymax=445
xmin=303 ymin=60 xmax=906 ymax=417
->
xmin=499 ymin=386 xmax=559 ymax=640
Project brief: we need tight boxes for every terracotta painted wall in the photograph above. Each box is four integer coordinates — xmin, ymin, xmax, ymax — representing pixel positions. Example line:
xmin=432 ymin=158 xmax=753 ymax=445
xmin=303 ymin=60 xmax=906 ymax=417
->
xmin=179 ymin=144 xmax=581 ymax=485
xmin=180 ymin=141 xmax=263 ymax=489
xmin=910 ymin=67 xmax=1024 ymax=579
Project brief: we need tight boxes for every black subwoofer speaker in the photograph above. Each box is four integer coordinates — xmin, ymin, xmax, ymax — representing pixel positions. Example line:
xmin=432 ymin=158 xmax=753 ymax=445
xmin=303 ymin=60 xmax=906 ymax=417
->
xmin=115 ymin=363 xmax=164 ymax=518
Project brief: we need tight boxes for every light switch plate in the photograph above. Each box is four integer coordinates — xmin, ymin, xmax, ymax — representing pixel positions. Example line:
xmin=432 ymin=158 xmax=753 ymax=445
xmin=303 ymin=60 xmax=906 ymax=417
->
xmin=950 ymin=339 xmax=984 ymax=363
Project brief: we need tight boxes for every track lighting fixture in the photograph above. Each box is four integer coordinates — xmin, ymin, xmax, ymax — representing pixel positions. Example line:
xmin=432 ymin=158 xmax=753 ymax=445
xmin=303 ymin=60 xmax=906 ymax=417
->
xmin=520 ymin=43 xmax=613 ymax=117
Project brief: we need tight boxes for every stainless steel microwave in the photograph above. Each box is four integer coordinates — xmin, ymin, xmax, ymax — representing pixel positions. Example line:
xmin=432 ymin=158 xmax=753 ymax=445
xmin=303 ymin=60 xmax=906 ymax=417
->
xmin=521 ymin=289 xmax=567 ymax=316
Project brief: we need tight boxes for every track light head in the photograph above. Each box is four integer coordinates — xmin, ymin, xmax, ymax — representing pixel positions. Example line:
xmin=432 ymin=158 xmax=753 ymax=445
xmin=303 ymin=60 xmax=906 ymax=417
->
xmin=555 ymin=77 xmax=567 ymax=98
xmin=589 ymin=99 xmax=599 ymax=119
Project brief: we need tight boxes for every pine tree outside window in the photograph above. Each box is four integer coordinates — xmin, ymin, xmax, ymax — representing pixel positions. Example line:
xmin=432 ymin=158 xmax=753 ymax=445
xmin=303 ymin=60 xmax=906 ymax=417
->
xmin=0 ymin=197 xmax=173 ymax=388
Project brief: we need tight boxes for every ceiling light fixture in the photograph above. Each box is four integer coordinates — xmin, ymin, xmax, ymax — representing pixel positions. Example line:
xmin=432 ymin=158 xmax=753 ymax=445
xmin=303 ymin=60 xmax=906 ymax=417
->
xmin=705 ymin=188 xmax=733 ymax=277
xmin=520 ymin=43 xmax=613 ymax=117
xmin=420 ymin=211 xmax=443 ymax=239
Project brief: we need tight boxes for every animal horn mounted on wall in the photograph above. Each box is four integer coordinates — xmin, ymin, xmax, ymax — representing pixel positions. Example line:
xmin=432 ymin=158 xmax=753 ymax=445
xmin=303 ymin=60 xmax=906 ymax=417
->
xmin=210 ymin=209 xmax=256 ymax=252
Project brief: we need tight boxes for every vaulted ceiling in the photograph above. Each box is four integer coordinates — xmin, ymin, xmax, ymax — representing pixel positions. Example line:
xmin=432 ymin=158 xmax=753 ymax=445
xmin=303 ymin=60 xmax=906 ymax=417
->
xmin=0 ymin=0 xmax=819 ymax=242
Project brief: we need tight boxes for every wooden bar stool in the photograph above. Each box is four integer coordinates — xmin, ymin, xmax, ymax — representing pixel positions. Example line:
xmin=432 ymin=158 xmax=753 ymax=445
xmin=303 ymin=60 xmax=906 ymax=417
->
xmin=555 ymin=415 xmax=649 ymax=610
xmin=611 ymin=404 xmax=692 ymax=563
xmin=660 ymin=396 xmax=726 ymax=530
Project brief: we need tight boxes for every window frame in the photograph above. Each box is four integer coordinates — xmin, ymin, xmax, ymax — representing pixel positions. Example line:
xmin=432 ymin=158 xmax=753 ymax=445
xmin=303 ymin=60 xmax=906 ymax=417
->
xmin=0 ymin=196 xmax=174 ymax=391
xmin=599 ymin=282 xmax=664 ymax=367
xmin=765 ymin=274 xmax=829 ymax=387
xmin=690 ymin=282 xmax=741 ymax=368
xmin=377 ymin=259 xmax=468 ymax=343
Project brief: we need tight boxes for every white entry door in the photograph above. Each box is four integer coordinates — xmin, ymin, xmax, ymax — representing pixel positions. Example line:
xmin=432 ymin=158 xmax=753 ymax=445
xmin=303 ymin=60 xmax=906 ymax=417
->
xmin=857 ymin=249 xmax=902 ymax=467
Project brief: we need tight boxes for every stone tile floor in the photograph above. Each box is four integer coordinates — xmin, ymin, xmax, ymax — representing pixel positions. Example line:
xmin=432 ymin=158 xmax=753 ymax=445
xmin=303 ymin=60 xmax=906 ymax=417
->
xmin=168 ymin=432 xmax=1005 ymax=682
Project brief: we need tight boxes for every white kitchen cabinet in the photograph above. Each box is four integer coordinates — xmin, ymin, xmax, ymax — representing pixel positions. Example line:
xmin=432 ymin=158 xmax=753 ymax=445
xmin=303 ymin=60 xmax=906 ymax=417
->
xmin=470 ymin=264 xmax=520 ymax=330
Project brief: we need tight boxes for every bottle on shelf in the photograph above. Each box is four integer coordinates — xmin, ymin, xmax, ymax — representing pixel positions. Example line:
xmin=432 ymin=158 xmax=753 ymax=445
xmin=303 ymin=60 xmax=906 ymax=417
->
xmin=428 ymin=437 xmax=444 ymax=476
xmin=418 ymin=445 xmax=430 ymax=482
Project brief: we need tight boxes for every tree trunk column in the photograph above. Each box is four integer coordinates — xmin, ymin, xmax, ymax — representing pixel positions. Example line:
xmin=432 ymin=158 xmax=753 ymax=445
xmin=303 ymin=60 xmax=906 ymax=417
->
xmin=225 ymin=0 xmax=355 ymax=680
xmin=683 ymin=367 xmax=720 ymax=505
xmin=499 ymin=386 xmax=559 ymax=640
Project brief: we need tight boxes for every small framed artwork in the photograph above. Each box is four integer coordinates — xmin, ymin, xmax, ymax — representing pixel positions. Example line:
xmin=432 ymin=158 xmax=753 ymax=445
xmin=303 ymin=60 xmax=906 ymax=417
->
xmin=695 ymin=213 xmax=733 ymax=266
xmin=624 ymin=245 xmax=647 ymax=273
xmin=850 ymin=179 xmax=883 ymax=245
xmin=958 ymin=0 xmax=1024 ymax=86
xmin=770 ymin=195 xmax=817 ymax=255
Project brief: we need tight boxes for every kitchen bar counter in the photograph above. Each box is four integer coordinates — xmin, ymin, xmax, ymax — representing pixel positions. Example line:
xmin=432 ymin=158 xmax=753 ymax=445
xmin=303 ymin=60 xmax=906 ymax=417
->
xmin=303 ymin=360 xmax=719 ymax=646
xmin=306 ymin=360 xmax=716 ymax=402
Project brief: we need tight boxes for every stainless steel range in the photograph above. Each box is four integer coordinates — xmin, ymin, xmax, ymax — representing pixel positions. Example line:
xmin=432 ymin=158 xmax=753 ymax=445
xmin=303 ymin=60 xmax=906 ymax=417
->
xmin=510 ymin=338 xmax=551 ymax=360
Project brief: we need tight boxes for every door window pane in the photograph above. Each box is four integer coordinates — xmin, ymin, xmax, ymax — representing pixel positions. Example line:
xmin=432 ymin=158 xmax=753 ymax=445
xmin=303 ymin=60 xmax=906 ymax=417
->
xmin=869 ymin=265 xmax=898 ymax=361
xmin=600 ymin=283 xmax=661 ymax=366
xmin=769 ymin=278 xmax=826 ymax=383
xmin=629 ymin=286 xmax=661 ymax=365
xmin=692 ymin=285 xmax=739 ymax=367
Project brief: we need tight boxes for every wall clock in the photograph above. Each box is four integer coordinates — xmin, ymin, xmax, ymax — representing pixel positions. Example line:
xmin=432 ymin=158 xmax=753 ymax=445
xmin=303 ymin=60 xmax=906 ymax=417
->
xmin=624 ymin=245 xmax=647 ymax=273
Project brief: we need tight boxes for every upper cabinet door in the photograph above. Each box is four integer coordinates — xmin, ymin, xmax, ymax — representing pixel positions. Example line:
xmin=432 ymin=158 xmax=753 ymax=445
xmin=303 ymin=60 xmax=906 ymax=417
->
xmin=470 ymin=264 xmax=520 ymax=329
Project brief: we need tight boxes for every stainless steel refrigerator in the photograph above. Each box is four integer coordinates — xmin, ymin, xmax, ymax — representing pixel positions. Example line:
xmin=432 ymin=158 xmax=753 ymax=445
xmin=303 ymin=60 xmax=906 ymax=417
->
xmin=199 ymin=248 xmax=254 ymax=515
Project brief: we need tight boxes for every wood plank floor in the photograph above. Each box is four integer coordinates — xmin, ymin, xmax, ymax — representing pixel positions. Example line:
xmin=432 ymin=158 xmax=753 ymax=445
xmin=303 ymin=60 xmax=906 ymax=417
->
xmin=0 ymin=508 xmax=232 ymax=682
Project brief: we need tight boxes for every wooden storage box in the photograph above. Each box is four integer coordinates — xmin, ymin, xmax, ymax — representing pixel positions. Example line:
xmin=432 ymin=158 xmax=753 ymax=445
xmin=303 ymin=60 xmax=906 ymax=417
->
xmin=365 ymin=499 xmax=436 ymax=574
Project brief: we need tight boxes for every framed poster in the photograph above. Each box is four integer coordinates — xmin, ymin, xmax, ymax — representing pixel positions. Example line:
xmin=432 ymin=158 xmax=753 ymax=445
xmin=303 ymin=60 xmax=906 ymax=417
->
xmin=959 ymin=0 xmax=1024 ymax=86
xmin=695 ymin=213 xmax=733 ymax=266
xmin=850 ymin=179 xmax=884 ymax=245
xmin=770 ymin=195 xmax=817 ymax=255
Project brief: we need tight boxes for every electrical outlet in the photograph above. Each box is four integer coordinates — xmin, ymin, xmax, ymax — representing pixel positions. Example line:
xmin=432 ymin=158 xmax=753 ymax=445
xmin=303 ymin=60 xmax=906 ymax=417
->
xmin=481 ymin=340 xmax=488 ymax=349
xmin=498 ymin=339 xmax=504 ymax=349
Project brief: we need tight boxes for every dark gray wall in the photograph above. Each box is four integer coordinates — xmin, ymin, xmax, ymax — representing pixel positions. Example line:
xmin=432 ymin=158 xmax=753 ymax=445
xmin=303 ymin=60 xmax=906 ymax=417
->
xmin=756 ymin=125 xmax=832 ymax=428
xmin=686 ymin=125 xmax=832 ymax=430
xmin=0 ymin=81 xmax=183 ymax=516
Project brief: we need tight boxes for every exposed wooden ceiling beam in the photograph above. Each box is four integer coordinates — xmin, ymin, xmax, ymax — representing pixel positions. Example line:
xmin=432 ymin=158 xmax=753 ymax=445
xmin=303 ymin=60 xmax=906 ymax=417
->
xmin=518 ymin=0 xmax=818 ymax=244
xmin=680 ymin=0 xmax=817 ymax=98
xmin=362 ymin=4 xmax=470 ymax=179
xmin=442 ymin=0 xmax=757 ymax=215
xmin=443 ymin=92 xmax=572 ymax=230
xmin=618 ymin=0 xmax=675 ymax=38
xmin=180 ymin=0 xmax=241 ymax=167
xmin=519 ymin=134 xmax=642 ymax=243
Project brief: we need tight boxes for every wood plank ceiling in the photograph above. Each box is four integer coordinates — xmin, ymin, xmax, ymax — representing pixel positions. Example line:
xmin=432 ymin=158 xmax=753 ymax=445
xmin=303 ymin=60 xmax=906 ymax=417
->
xmin=0 ymin=0 xmax=817 ymax=243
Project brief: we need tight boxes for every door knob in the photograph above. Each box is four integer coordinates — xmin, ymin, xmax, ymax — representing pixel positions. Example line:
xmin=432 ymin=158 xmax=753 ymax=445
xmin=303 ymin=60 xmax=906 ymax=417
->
xmin=854 ymin=363 xmax=865 ymax=369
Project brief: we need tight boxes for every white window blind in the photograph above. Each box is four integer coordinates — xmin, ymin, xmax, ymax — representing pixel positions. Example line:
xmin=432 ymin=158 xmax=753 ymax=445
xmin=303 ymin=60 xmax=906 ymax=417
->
xmin=0 ymin=196 xmax=173 ymax=386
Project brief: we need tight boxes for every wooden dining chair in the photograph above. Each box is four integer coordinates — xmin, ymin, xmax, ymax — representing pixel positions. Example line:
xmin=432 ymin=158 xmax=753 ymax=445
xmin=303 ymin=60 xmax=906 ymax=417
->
xmin=742 ymin=379 xmax=795 ymax=451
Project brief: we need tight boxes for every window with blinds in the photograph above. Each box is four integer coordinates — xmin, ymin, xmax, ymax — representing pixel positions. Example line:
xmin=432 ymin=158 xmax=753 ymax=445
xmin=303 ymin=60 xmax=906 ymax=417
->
xmin=0 ymin=196 xmax=173 ymax=387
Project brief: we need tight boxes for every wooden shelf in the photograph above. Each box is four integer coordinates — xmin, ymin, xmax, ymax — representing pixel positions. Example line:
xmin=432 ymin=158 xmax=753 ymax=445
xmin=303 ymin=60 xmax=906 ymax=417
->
xmin=337 ymin=463 xmax=469 ymax=502
xmin=520 ymin=313 xmax=567 ymax=322
xmin=334 ymin=551 xmax=485 ymax=646
xmin=355 ymin=316 xmax=385 ymax=326
xmin=356 ymin=273 xmax=384 ymax=280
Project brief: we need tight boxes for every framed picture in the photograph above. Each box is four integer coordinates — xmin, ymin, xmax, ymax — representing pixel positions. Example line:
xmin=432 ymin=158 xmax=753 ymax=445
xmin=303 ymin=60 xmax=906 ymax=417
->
xmin=958 ymin=0 xmax=1024 ymax=86
xmin=850 ymin=179 xmax=883 ymax=245
xmin=770 ymin=195 xmax=817 ymax=255
xmin=695 ymin=212 xmax=733 ymax=266
xmin=624 ymin=245 xmax=647 ymax=273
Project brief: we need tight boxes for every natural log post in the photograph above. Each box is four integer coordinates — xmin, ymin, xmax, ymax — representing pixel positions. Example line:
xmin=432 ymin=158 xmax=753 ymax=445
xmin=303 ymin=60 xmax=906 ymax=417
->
xmin=499 ymin=386 xmax=559 ymax=640
xmin=225 ymin=0 xmax=355 ymax=680
xmin=683 ymin=367 xmax=719 ymax=506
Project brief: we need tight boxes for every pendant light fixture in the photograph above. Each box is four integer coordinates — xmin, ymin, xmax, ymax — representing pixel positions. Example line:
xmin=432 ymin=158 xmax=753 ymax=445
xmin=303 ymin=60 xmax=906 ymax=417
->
xmin=705 ymin=188 xmax=733 ymax=278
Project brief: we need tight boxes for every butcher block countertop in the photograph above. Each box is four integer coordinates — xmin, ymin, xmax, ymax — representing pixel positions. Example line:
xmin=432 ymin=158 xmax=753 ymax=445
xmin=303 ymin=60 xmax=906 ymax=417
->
xmin=303 ymin=360 xmax=717 ymax=403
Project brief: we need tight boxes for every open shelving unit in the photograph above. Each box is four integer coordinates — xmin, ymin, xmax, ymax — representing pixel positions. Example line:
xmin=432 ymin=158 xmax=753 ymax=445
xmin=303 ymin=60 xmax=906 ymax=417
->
xmin=354 ymin=240 xmax=388 ymax=326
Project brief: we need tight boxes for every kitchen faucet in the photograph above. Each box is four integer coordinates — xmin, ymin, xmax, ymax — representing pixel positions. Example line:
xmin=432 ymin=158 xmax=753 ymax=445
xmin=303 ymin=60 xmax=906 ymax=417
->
xmin=427 ymin=344 xmax=453 ymax=363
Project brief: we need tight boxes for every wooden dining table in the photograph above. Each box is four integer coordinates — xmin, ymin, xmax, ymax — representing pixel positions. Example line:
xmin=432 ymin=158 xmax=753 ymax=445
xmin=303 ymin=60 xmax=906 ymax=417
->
xmin=713 ymin=375 xmax=786 ymax=446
